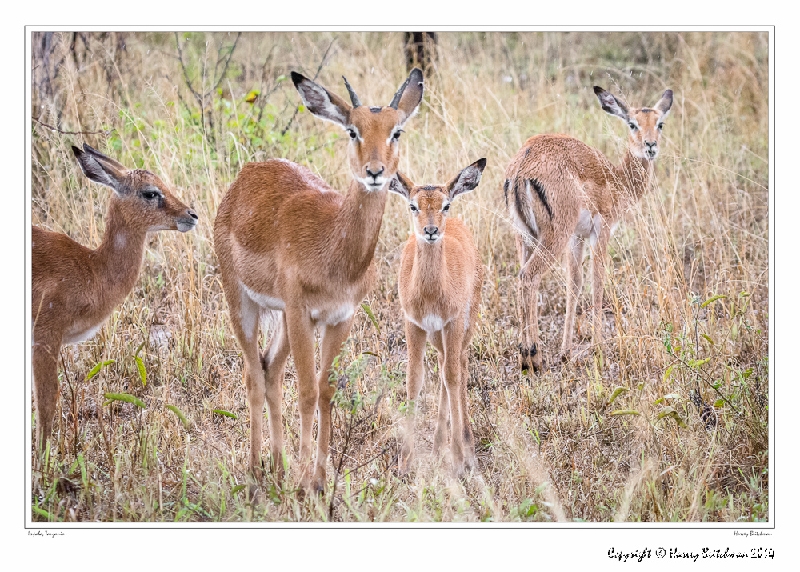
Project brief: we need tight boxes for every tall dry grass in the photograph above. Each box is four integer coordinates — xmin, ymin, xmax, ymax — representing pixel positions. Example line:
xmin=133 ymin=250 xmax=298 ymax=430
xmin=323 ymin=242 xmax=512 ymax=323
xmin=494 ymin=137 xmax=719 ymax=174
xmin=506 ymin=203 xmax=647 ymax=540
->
xmin=30 ymin=31 xmax=768 ymax=522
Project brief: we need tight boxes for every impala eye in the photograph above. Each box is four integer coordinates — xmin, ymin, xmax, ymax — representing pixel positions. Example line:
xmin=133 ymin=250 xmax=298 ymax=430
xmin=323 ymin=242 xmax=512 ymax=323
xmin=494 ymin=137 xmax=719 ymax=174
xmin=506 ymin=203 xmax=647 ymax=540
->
xmin=442 ymin=203 xmax=450 ymax=213
xmin=142 ymin=191 xmax=160 ymax=200
xmin=409 ymin=204 xmax=418 ymax=213
xmin=628 ymin=122 xmax=638 ymax=131
xmin=347 ymin=129 xmax=357 ymax=140
xmin=391 ymin=129 xmax=403 ymax=141
xmin=657 ymin=123 xmax=664 ymax=130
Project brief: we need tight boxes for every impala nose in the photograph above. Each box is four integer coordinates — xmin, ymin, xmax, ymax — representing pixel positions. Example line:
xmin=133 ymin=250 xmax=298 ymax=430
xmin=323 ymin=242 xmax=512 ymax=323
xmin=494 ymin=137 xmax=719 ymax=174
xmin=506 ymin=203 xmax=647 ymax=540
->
xmin=423 ymin=225 xmax=439 ymax=241
xmin=188 ymin=209 xmax=199 ymax=220
xmin=366 ymin=166 xmax=385 ymax=181
xmin=644 ymin=141 xmax=658 ymax=158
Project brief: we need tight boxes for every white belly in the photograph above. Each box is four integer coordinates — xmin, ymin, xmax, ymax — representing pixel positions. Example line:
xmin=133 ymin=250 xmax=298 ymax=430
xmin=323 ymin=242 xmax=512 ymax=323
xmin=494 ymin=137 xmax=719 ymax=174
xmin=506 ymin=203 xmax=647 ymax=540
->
xmin=408 ymin=313 xmax=446 ymax=333
xmin=63 ymin=322 xmax=103 ymax=345
xmin=311 ymin=303 xmax=355 ymax=327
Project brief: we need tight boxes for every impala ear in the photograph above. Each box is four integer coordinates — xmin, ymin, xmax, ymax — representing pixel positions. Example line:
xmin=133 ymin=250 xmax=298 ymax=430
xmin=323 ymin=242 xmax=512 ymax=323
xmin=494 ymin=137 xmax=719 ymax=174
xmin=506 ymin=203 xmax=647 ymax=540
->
xmin=654 ymin=89 xmax=673 ymax=119
xmin=72 ymin=143 xmax=129 ymax=192
xmin=390 ymin=67 xmax=424 ymax=126
xmin=447 ymin=158 xmax=486 ymax=200
xmin=594 ymin=86 xmax=630 ymax=122
xmin=291 ymin=71 xmax=351 ymax=127
xmin=388 ymin=172 xmax=414 ymax=200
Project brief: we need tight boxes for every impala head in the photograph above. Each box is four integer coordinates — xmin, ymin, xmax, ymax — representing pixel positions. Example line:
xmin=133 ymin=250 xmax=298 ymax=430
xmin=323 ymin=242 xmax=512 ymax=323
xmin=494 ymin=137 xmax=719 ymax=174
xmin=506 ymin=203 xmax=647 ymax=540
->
xmin=72 ymin=144 xmax=198 ymax=233
xmin=291 ymin=68 xmax=424 ymax=192
xmin=390 ymin=158 xmax=486 ymax=244
xmin=594 ymin=86 xmax=673 ymax=161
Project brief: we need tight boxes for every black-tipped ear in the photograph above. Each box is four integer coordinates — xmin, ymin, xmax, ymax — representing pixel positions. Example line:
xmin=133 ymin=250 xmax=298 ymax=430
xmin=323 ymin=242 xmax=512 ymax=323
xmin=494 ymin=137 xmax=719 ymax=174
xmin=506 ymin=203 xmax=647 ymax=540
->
xmin=447 ymin=158 xmax=486 ymax=200
xmin=291 ymin=71 xmax=351 ymax=127
xmin=594 ymin=86 xmax=630 ymax=121
xmin=388 ymin=172 xmax=414 ymax=200
xmin=391 ymin=67 xmax=424 ymax=125
xmin=654 ymin=89 xmax=673 ymax=118
xmin=72 ymin=143 xmax=128 ymax=192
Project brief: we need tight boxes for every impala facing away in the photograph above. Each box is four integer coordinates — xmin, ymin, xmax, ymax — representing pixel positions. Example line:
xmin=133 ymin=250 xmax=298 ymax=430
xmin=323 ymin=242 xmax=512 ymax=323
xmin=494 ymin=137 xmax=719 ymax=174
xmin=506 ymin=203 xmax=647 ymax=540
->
xmin=505 ymin=86 xmax=673 ymax=373
xmin=32 ymin=144 xmax=198 ymax=451
xmin=389 ymin=158 xmax=486 ymax=476
xmin=213 ymin=69 xmax=424 ymax=492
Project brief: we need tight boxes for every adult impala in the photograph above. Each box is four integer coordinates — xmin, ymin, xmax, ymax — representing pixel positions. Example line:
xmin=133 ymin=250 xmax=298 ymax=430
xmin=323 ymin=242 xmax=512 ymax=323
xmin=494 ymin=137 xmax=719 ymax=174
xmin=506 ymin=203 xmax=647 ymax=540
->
xmin=505 ymin=86 xmax=673 ymax=373
xmin=389 ymin=159 xmax=486 ymax=476
xmin=214 ymin=68 xmax=424 ymax=492
xmin=32 ymin=144 xmax=198 ymax=451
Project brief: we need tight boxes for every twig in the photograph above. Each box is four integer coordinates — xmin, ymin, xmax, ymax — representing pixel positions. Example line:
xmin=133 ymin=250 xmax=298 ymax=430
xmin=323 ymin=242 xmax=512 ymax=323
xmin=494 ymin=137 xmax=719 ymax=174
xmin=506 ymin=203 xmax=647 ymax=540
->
xmin=33 ymin=117 xmax=113 ymax=136
xmin=281 ymin=37 xmax=337 ymax=136
xmin=213 ymin=32 xmax=242 ymax=92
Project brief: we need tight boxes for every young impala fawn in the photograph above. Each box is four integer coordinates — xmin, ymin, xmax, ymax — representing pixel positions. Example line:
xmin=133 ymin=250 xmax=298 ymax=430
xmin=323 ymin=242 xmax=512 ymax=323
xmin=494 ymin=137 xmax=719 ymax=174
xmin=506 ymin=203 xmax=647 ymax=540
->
xmin=389 ymin=158 xmax=486 ymax=476
xmin=505 ymin=86 xmax=673 ymax=373
xmin=32 ymin=144 xmax=198 ymax=451
xmin=213 ymin=69 xmax=424 ymax=492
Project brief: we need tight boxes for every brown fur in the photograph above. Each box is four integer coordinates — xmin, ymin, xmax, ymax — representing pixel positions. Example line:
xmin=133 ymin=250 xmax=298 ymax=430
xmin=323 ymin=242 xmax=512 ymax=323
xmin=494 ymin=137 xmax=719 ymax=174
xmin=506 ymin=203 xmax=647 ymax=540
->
xmin=32 ymin=144 xmax=197 ymax=451
xmin=506 ymin=86 xmax=673 ymax=372
xmin=213 ymin=69 xmax=424 ymax=492
xmin=389 ymin=159 xmax=485 ymax=475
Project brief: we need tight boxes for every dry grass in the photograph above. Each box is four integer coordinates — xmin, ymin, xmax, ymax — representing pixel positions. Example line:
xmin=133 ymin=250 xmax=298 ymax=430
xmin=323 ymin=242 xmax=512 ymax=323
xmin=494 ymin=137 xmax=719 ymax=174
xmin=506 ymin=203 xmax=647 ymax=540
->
xmin=30 ymin=31 xmax=768 ymax=523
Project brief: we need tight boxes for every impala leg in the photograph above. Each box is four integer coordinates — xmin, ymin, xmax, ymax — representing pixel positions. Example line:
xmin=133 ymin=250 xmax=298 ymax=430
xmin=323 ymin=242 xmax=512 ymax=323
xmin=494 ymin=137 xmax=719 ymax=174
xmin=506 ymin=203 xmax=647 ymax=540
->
xmin=515 ymin=234 xmax=536 ymax=372
xmin=460 ymin=346 xmax=476 ymax=470
xmin=263 ymin=313 xmax=290 ymax=479
xmin=284 ymin=306 xmax=317 ymax=492
xmin=230 ymin=292 xmax=267 ymax=480
xmin=400 ymin=320 xmax=427 ymax=474
xmin=442 ymin=322 xmax=467 ymax=475
xmin=590 ymin=225 xmax=611 ymax=351
xmin=32 ymin=332 xmax=61 ymax=458
xmin=561 ymin=234 xmax=586 ymax=361
xmin=312 ymin=318 xmax=354 ymax=493
xmin=430 ymin=331 xmax=449 ymax=455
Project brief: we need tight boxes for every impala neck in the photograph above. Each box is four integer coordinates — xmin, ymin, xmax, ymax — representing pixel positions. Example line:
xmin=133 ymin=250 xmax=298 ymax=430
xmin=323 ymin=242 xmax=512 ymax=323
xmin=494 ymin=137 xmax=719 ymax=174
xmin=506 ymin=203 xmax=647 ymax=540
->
xmin=335 ymin=179 xmax=389 ymax=280
xmin=613 ymin=150 xmax=655 ymax=207
xmin=411 ymin=238 xmax=445 ymax=295
xmin=94 ymin=200 xmax=148 ymax=302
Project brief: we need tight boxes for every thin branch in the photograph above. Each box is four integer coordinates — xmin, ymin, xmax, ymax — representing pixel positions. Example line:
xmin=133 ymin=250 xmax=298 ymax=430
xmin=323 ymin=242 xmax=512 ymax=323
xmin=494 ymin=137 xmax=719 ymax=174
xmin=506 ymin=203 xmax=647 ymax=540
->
xmin=213 ymin=32 xmax=242 ymax=92
xmin=33 ymin=117 xmax=113 ymax=136
xmin=281 ymin=37 xmax=337 ymax=136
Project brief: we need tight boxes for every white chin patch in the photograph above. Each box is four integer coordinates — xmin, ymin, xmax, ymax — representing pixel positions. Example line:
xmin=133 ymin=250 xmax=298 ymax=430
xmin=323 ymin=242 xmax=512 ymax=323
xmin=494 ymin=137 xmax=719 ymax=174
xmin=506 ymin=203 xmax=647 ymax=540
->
xmin=357 ymin=177 xmax=388 ymax=191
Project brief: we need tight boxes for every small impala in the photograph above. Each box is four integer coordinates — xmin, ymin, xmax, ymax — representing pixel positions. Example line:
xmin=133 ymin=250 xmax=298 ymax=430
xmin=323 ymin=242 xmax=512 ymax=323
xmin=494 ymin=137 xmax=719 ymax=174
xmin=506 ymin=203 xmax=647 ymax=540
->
xmin=389 ymin=158 xmax=486 ymax=476
xmin=32 ymin=144 xmax=198 ymax=451
xmin=505 ymin=86 xmax=673 ymax=373
xmin=213 ymin=69 xmax=424 ymax=492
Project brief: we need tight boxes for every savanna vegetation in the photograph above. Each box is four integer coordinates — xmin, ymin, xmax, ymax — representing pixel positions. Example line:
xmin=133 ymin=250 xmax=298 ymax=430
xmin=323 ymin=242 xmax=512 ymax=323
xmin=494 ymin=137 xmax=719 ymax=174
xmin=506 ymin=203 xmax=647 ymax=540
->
xmin=30 ymin=31 xmax=768 ymax=522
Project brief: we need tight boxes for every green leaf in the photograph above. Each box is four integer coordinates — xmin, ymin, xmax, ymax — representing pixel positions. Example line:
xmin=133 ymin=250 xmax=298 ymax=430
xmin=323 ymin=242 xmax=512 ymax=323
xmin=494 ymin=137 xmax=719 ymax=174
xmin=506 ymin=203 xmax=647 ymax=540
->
xmin=701 ymin=294 xmax=727 ymax=308
xmin=166 ymin=405 xmax=190 ymax=428
xmin=610 ymin=409 xmax=640 ymax=416
xmin=607 ymin=386 xmax=629 ymax=406
xmin=103 ymin=393 xmax=146 ymax=408
xmin=135 ymin=356 xmax=147 ymax=387
xmin=714 ymin=399 xmax=725 ymax=408
xmin=687 ymin=358 xmax=710 ymax=368
xmin=361 ymin=302 xmax=381 ymax=334
xmin=742 ymin=368 xmax=754 ymax=379
xmin=86 ymin=360 xmax=116 ymax=381
xmin=213 ymin=409 xmax=238 ymax=419
xmin=32 ymin=506 xmax=56 ymax=520
xmin=701 ymin=333 xmax=714 ymax=345
xmin=657 ymin=406 xmax=687 ymax=428
xmin=663 ymin=364 xmax=675 ymax=383
xmin=231 ymin=484 xmax=246 ymax=495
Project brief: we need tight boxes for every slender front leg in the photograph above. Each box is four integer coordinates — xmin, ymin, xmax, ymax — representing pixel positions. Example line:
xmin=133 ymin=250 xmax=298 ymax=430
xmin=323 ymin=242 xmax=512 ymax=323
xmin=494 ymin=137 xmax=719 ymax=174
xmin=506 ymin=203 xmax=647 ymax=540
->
xmin=561 ymin=234 xmax=586 ymax=360
xmin=442 ymin=322 xmax=467 ymax=475
xmin=284 ymin=305 xmax=318 ymax=491
xmin=263 ymin=313 xmax=291 ymax=478
xmin=400 ymin=319 xmax=428 ymax=474
xmin=515 ymin=234 xmax=536 ymax=372
xmin=429 ymin=330 xmax=449 ymax=455
xmin=590 ymin=225 xmax=611 ymax=350
xmin=459 ymin=347 xmax=476 ymax=470
xmin=312 ymin=317 xmax=354 ymax=492
xmin=32 ymin=331 xmax=61 ymax=457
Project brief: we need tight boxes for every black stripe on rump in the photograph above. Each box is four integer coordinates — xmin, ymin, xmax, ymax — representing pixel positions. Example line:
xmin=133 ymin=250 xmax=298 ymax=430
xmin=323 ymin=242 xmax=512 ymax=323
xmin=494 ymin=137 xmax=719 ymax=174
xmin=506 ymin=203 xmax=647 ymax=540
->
xmin=530 ymin=178 xmax=553 ymax=220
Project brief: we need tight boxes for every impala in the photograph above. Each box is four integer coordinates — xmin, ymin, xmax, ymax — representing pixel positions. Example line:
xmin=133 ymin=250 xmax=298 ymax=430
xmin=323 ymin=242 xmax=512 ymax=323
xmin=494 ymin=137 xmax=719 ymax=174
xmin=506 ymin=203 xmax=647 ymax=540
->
xmin=389 ymin=158 xmax=486 ymax=476
xmin=213 ymin=69 xmax=424 ymax=492
xmin=32 ymin=144 xmax=198 ymax=451
xmin=505 ymin=86 xmax=673 ymax=373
